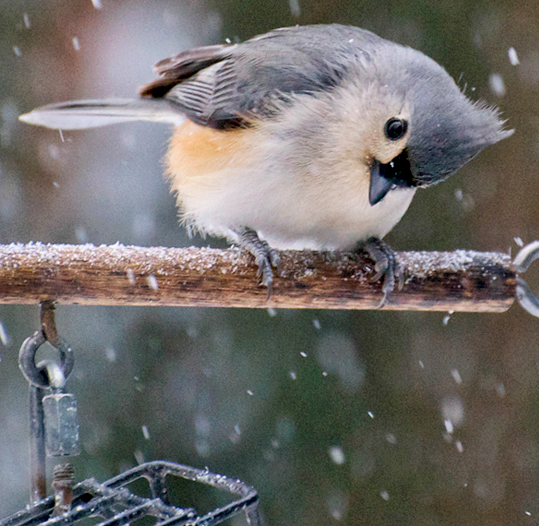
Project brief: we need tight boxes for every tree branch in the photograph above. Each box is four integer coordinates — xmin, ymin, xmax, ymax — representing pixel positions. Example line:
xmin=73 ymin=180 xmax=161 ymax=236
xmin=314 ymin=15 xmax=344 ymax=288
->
xmin=0 ymin=243 xmax=516 ymax=312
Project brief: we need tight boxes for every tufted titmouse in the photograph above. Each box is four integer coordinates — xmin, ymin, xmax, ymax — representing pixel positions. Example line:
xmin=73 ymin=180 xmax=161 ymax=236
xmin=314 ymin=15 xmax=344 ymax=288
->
xmin=20 ymin=24 xmax=513 ymax=303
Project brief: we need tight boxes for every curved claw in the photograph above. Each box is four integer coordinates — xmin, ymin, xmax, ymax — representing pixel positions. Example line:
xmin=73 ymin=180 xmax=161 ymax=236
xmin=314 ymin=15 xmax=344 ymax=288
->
xmin=235 ymin=228 xmax=280 ymax=297
xmin=256 ymin=252 xmax=275 ymax=289
xmin=361 ymin=237 xmax=402 ymax=307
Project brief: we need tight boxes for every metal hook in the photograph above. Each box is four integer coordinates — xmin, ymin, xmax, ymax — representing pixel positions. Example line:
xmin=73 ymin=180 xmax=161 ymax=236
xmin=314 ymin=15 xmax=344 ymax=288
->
xmin=19 ymin=302 xmax=74 ymax=389
xmin=514 ymin=241 xmax=539 ymax=318
xmin=19 ymin=331 xmax=74 ymax=388
xmin=41 ymin=300 xmax=59 ymax=348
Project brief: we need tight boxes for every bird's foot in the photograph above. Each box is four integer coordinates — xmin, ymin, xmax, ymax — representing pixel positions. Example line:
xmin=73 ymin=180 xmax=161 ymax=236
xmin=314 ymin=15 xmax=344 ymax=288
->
xmin=235 ymin=228 xmax=280 ymax=295
xmin=359 ymin=237 xmax=403 ymax=308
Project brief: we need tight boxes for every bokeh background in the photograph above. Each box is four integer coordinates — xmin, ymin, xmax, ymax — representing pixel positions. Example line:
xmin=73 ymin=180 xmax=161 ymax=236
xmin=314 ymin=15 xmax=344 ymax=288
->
xmin=1 ymin=1 xmax=538 ymax=525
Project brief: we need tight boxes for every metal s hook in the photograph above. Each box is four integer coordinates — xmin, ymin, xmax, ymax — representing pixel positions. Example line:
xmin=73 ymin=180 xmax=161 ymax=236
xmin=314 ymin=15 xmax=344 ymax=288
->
xmin=19 ymin=302 xmax=74 ymax=389
xmin=19 ymin=331 xmax=74 ymax=389
xmin=514 ymin=241 xmax=539 ymax=318
xmin=18 ymin=302 xmax=78 ymax=505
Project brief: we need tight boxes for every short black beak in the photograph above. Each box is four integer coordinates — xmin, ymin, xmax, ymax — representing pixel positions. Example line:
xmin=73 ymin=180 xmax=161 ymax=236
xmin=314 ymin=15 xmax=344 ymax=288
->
xmin=369 ymin=160 xmax=394 ymax=206
xmin=369 ymin=150 xmax=414 ymax=206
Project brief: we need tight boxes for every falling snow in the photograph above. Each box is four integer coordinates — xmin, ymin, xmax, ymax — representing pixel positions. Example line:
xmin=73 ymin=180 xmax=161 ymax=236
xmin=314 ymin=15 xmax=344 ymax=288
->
xmin=289 ymin=0 xmax=301 ymax=17
xmin=146 ymin=275 xmax=159 ymax=290
xmin=142 ymin=425 xmax=150 ymax=440
xmin=451 ymin=369 xmax=463 ymax=384
xmin=489 ymin=73 xmax=506 ymax=97
xmin=0 ymin=323 xmax=10 ymax=347
xmin=104 ymin=347 xmax=117 ymax=362
xmin=328 ymin=446 xmax=346 ymax=465
xmin=508 ymin=47 xmax=520 ymax=65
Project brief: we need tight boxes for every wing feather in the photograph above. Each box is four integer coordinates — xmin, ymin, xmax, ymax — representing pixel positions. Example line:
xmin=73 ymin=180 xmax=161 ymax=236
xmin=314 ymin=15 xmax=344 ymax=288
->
xmin=140 ymin=25 xmax=383 ymax=128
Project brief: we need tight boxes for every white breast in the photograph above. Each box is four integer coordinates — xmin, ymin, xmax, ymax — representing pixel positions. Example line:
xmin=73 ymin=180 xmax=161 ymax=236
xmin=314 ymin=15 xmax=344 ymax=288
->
xmin=176 ymin=149 xmax=416 ymax=250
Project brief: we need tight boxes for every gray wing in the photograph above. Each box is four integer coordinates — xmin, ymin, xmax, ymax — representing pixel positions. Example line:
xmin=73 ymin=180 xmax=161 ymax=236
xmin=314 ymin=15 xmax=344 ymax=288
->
xmin=139 ymin=24 xmax=386 ymax=129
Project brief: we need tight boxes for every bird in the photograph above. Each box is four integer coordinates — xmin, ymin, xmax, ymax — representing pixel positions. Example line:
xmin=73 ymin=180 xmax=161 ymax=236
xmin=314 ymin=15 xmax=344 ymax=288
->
xmin=19 ymin=24 xmax=513 ymax=304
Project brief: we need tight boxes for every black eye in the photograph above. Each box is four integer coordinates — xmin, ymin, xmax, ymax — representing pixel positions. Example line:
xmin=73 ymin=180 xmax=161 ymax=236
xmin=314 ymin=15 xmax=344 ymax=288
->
xmin=384 ymin=118 xmax=408 ymax=141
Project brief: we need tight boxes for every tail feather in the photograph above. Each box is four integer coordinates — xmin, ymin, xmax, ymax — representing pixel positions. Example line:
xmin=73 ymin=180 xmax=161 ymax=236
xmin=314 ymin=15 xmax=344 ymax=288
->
xmin=19 ymin=98 xmax=186 ymax=130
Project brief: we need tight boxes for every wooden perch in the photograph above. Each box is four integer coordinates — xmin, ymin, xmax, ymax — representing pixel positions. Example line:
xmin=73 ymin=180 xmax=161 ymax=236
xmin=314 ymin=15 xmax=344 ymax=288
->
xmin=0 ymin=242 xmax=517 ymax=312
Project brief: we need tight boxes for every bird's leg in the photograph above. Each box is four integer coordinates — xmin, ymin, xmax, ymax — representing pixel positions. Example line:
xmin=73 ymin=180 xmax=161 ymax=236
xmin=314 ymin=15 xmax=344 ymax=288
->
xmin=235 ymin=227 xmax=280 ymax=293
xmin=358 ymin=237 xmax=403 ymax=307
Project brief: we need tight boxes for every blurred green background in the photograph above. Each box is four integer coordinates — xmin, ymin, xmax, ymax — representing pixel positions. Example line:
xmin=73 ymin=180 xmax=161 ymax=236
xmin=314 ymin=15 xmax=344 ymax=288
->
xmin=1 ymin=1 xmax=538 ymax=525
